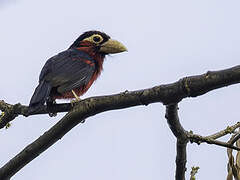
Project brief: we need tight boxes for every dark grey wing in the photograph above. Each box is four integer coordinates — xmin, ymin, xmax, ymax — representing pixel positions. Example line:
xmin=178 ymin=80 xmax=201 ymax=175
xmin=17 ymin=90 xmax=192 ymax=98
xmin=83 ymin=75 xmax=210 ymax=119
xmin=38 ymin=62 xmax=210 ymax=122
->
xmin=40 ymin=49 xmax=96 ymax=94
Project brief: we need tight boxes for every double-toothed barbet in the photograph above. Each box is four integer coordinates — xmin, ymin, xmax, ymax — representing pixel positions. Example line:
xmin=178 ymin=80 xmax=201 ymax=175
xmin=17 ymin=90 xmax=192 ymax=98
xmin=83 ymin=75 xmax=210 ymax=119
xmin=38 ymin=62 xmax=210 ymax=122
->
xmin=28 ymin=31 xmax=127 ymax=114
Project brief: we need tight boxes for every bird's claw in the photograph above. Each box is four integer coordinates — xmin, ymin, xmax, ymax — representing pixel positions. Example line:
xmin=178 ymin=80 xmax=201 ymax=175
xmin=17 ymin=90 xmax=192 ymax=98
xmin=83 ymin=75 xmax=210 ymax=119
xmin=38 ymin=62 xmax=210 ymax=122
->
xmin=70 ymin=90 xmax=81 ymax=107
xmin=48 ymin=112 xmax=57 ymax=117
xmin=47 ymin=99 xmax=57 ymax=117
xmin=70 ymin=98 xmax=81 ymax=107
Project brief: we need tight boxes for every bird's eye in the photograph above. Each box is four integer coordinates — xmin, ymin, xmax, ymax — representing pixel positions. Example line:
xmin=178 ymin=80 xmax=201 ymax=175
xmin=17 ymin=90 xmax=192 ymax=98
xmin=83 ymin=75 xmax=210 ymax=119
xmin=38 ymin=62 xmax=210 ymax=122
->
xmin=93 ymin=36 xmax=101 ymax=43
xmin=82 ymin=34 xmax=103 ymax=44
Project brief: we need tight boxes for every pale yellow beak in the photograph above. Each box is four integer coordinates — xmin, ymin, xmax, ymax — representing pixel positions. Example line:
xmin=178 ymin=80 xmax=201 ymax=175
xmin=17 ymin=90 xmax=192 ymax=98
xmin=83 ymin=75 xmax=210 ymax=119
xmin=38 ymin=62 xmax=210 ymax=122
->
xmin=99 ymin=39 xmax=127 ymax=54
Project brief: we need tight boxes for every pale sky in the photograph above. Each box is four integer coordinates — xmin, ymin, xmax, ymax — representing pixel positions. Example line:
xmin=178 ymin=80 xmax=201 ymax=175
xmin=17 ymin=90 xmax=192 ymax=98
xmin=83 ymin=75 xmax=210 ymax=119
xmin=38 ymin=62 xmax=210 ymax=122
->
xmin=1 ymin=0 xmax=240 ymax=179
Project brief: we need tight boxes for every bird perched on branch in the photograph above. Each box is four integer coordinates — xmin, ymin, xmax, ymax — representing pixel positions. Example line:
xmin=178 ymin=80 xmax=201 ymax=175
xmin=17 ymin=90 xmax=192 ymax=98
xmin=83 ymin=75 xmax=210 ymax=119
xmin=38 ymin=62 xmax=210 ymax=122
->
xmin=28 ymin=31 xmax=127 ymax=114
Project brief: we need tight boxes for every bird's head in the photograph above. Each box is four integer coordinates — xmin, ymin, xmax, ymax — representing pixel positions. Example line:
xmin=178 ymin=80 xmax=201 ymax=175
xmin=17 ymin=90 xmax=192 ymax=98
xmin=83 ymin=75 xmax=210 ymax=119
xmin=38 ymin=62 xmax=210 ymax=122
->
xmin=69 ymin=31 xmax=127 ymax=55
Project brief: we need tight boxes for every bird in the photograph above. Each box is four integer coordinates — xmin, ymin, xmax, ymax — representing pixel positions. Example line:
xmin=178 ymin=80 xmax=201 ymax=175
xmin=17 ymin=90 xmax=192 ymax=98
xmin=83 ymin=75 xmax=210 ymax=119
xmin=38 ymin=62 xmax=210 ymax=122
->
xmin=28 ymin=30 xmax=127 ymax=114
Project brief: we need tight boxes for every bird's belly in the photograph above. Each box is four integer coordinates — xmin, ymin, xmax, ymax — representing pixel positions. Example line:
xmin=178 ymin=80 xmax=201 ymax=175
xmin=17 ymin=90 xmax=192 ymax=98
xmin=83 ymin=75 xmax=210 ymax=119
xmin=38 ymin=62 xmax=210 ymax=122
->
xmin=52 ymin=87 xmax=84 ymax=99
xmin=52 ymin=71 xmax=100 ymax=100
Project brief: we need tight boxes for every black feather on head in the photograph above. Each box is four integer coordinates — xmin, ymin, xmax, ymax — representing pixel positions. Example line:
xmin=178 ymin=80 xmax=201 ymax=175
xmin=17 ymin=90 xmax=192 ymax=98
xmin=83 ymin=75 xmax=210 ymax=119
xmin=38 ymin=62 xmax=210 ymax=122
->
xmin=69 ymin=30 xmax=110 ymax=49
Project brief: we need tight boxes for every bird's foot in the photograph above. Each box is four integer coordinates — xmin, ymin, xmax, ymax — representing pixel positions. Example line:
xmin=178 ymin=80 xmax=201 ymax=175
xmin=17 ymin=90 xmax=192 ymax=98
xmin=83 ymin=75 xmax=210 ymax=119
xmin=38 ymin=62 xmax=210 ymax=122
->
xmin=70 ymin=98 xmax=81 ymax=107
xmin=71 ymin=90 xmax=81 ymax=107
xmin=48 ymin=112 xmax=57 ymax=117
xmin=47 ymin=99 xmax=57 ymax=117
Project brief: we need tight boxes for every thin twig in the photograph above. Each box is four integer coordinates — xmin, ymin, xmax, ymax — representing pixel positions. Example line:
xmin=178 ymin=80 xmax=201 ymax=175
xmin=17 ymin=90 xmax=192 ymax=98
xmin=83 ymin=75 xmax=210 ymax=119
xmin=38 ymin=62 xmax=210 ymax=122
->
xmin=226 ymin=129 xmax=240 ymax=180
xmin=229 ymin=133 xmax=240 ymax=145
xmin=190 ymin=166 xmax=199 ymax=180
xmin=205 ymin=122 xmax=240 ymax=140
xmin=187 ymin=133 xmax=240 ymax=151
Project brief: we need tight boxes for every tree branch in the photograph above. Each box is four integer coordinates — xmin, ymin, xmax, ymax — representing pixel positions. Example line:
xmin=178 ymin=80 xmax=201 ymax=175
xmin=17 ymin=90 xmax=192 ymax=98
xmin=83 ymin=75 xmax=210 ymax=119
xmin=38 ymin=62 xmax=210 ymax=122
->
xmin=187 ymin=133 xmax=240 ymax=151
xmin=228 ymin=132 xmax=240 ymax=145
xmin=186 ymin=121 xmax=240 ymax=151
xmin=1 ymin=65 xmax=240 ymax=179
xmin=1 ymin=65 xmax=240 ymax=128
xmin=0 ymin=100 xmax=72 ymax=128
xmin=205 ymin=122 xmax=240 ymax=140
xmin=165 ymin=104 xmax=188 ymax=180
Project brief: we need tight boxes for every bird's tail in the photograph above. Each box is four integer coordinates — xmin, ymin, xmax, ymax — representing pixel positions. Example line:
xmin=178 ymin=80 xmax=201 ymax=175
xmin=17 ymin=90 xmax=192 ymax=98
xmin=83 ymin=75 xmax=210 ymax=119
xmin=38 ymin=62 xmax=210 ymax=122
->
xmin=28 ymin=81 xmax=52 ymax=114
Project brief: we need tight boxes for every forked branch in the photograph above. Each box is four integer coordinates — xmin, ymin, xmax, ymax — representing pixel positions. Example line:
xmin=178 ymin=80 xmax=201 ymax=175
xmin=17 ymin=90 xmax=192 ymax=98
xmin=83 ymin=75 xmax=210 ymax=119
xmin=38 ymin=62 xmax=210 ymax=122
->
xmin=1 ymin=65 xmax=240 ymax=179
